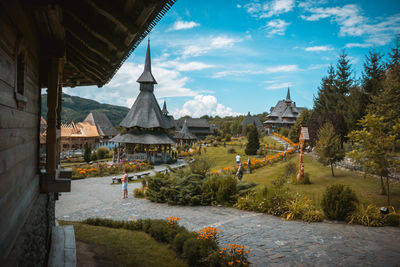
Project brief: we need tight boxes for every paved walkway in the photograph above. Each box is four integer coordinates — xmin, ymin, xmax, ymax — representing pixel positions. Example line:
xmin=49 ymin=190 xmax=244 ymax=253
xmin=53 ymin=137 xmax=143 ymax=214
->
xmin=56 ymin=175 xmax=400 ymax=266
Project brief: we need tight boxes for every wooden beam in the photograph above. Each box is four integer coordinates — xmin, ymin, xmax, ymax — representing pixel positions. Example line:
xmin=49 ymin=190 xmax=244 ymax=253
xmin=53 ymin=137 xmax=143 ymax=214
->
xmin=86 ymin=0 xmax=138 ymax=35
xmin=66 ymin=59 xmax=98 ymax=86
xmin=61 ymin=2 xmax=127 ymax=49
xmin=63 ymin=12 xmax=117 ymax=52
xmin=65 ymin=27 xmax=115 ymax=64
xmin=67 ymin=51 xmax=105 ymax=84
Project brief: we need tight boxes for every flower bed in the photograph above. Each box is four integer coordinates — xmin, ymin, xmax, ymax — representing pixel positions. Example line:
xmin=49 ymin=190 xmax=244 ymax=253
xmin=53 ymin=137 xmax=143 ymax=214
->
xmin=272 ymin=132 xmax=298 ymax=148
xmin=83 ymin=217 xmax=250 ymax=266
xmin=71 ymin=161 xmax=152 ymax=179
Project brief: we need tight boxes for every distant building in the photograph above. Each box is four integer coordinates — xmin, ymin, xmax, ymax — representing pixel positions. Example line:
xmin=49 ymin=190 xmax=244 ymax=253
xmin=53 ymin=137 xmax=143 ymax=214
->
xmin=161 ymin=100 xmax=177 ymax=130
xmin=242 ymin=112 xmax=265 ymax=132
xmin=174 ymin=120 xmax=198 ymax=145
xmin=83 ymin=112 xmax=118 ymax=149
xmin=264 ymin=88 xmax=306 ymax=133
xmin=176 ymin=118 xmax=214 ymax=139
xmin=60 ymin=121 xmax=101 ymax=151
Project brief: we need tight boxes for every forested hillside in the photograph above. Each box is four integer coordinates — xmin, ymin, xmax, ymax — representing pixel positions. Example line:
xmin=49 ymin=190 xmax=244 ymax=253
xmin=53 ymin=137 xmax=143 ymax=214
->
xmin=41 ymin=93 xmax=129 ymax=126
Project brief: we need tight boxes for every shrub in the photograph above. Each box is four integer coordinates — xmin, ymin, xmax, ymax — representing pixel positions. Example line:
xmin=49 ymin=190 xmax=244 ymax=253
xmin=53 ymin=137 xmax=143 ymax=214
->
xmin=96 ymin=147 xmax=109 ymax=160
xmin=227 ymin=148 xmax=236 ymax=154
xmin=347 ymin=205 xmax=384 ymax=227
xmin=182 ymin=237 xmax=210 ymax=266
xmin=189 ymin=156 xmax=214 ymax=177
xmin=268 ymin=195 xmax=290 ymax=216
xmin=322 ymin=184 xmax=358 ymax=220
xmin=245 ymin=124 xmax=260 ymax=155
xmin=234 ymin=193 xmax=259 ymax=211
xmin=173 ymin=231 xmax=195 ymax=254
xmin=225 ymin=134 xmax=232 ymax=142
xmin=282 ymin=197 xmax=312 ymax=221
xmin=133 ymin=187 xmax=146 ymax=198
xmin=384 ymin=213 xmax=400 ymax=227
xmin=148 ymin=220 xmax=170 ymax=242
xmin=302 ymin=210 xmax=324 ymax=222
xmin=236 ymin=181 xmax=257 ymax=196
xmin=216 ymin=176 xmax=238 ymax=205
xmin=284 ymin=161 xmax=297 ymax=178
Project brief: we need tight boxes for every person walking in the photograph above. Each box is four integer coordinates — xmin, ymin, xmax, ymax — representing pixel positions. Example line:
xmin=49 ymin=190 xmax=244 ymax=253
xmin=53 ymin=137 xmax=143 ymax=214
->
xmin=236 ymin=154 xmax=241 ymax=165
xmin=122 ymin=169 xmax=128 ymax=199
xmin=236 ymin=164 xmax=243 ymax=181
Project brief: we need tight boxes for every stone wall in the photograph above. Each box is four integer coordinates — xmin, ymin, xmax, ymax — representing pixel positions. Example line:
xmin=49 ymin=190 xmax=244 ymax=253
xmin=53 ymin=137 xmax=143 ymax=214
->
xmin=7 ymin=193 xmax=55 ymax=266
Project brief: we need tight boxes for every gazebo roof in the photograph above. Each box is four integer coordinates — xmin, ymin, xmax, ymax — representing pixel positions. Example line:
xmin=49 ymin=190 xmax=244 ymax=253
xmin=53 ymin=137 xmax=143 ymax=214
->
xmin=84 ymin=112 xmax=118 ymax=136
xmin=110 ymin=129 xmax=175 ymax=145
xmin=174 ymin=120 xmax=197 ymax=140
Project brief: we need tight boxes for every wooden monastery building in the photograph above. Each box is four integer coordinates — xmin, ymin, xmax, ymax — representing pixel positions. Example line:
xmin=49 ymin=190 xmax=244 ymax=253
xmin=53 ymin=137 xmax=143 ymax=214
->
xmin=0 ymin=0 xmax=175 ymax=265
xmin=176 ymin=118 xmax=214 ymax=139
xmin=242 ymin=112 xmax=265 ymax=133
xmin=264 ymin=88 xmax=306 ymax=133
xmin=174 ymin=120 xmax=198 ymax=146
xmin=111 ymin=40 xmax=176 ymax=164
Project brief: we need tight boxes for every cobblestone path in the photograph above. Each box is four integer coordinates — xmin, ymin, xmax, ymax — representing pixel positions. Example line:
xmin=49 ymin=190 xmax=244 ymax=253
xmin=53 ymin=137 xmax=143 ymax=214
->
xmin=56 ymin=176 xmax=400 ymax=266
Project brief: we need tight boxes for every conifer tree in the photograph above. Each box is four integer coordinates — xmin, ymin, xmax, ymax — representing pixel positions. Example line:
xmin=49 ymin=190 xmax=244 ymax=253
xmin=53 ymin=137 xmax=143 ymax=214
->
xmin=362 ymin=50 xmax=385 ymax=98
xmin=245 ymin=124 xmax=260 ymax=155
xmin=84 ymin=143 xmax=91 ymax=163
xmin=313 ymin=65 xmax=337 ymax=113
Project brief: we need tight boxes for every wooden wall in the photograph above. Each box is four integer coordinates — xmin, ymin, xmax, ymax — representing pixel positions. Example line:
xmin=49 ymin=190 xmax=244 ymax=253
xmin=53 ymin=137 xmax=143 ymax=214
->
xmin=0 ymin=2 xmax=41 ymax=259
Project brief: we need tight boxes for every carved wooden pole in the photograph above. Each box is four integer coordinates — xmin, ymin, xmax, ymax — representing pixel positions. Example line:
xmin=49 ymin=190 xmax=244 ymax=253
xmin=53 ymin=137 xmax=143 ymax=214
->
xmin=297 ymin=138 xmax=305 ymax=182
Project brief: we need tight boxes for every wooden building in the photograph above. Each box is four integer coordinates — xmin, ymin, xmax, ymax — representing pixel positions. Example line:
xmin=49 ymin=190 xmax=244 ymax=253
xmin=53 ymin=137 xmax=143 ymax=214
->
xmin=264 ymin=88 xmax=306 ymax=133
xmin=60 ymin=121 xmax=101 ymax=151
xmin=176 ymin=118 xmax=214 ymax=139
xmin=111 ymin=40 xmax=175 ymax=164
xmin=174 ymin=120 xmax=198 ymax=146
xmin=0 ymin=0 xmax=175 ymax=265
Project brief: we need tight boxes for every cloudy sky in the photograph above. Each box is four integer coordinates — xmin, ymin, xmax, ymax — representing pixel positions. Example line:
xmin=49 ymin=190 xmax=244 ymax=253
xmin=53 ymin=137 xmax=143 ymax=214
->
xmin=64 ymin=0 xmax=400 ymax=118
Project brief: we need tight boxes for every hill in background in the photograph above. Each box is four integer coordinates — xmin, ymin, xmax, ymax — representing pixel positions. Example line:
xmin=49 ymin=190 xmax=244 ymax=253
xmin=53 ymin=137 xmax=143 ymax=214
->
xmin=41 ymin=93 xmax=129 ymax=126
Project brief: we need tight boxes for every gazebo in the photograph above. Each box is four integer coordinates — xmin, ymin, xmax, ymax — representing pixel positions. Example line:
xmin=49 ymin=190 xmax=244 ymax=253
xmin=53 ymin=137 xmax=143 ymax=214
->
xmin=174 ymin=120 xmax=198 ymax=146
xmin=111 ymin=40 xmax=175 ymax=164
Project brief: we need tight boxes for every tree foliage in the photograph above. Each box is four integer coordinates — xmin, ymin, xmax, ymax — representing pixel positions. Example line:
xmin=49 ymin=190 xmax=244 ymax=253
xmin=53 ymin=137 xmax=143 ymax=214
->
xmin=84 ymin=143 xmax=91 ymax=163
xmin=347 ymin=115 xmax=400 ymax=204
xmin=314 ymin=122 xmax=344 ymax=176
xmin=289 ymin=109 xmax=311 ymax=142
xmin=245 ymin=124 xmax=260 ymax=155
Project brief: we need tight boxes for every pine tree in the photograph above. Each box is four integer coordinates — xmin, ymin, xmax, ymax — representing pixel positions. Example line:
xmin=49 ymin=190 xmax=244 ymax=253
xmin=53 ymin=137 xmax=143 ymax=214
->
xmin=335 ymin=50 xmax=354 ymax=98
xmin=387 ymin=35 xmax=400 ymax=69
xmin=84 ymin=143 xmax=91 ymax=163
xmin=245 ymin=124 xmax=260 ymax=155
xmin=362 ymin=50 xmax=385 ymax=98
xmin=313 ymin=65 xmax=338 ymax=113
xmin=314 ymin=122 xmax=344 ymax=176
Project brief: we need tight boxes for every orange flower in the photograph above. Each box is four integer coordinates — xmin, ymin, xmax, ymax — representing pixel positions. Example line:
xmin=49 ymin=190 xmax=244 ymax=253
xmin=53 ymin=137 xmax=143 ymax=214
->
xmin=228 ymin=262 xmax=234 ymax=266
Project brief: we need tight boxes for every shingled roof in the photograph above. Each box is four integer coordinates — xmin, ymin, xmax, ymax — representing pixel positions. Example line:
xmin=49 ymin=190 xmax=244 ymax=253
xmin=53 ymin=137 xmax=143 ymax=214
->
xmin=111 ymin=129 xmax=175 ymax=145
xmin=84 ymin=112 xmax=119 ymax=137
xmin=119 ymin=40 xmax=172 ymax=129
xmin=174 ymin=120 xmax=197 ymax=140
xmin=242 ymin=112 xmax=265 ymax=132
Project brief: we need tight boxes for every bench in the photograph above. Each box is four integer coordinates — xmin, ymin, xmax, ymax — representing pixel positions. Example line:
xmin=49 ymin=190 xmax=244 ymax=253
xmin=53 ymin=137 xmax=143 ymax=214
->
xmin=112 ymin=177 xmax=122 ymax=183
xmin=135 ymin=172 xmax=150 ymax=179
xmin=48 ymin=225 xmax=76 ymax=267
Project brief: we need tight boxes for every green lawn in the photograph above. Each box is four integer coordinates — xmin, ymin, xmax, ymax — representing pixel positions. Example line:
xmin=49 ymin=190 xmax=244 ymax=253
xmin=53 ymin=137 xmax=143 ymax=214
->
xmin=206 ymin=136 xmax=283 ymax=170
xmin=243 ymin=154 xmax=400 ymax=209
xmin=60 ymin=221 xmax=187 ymax=267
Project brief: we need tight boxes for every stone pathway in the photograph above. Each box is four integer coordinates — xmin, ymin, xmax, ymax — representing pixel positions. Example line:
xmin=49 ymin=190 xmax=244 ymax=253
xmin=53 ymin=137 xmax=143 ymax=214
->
xmin=56 ymin=176 xmax=400 ymax=267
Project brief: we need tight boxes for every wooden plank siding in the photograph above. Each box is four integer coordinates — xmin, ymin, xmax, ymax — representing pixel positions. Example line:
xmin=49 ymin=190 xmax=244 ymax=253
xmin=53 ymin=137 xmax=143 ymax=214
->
xmin=0 ymin=1 xmax=41 ymax=259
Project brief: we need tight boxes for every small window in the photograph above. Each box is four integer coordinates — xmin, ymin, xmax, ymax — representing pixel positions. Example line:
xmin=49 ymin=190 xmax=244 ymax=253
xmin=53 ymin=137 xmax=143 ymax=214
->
xmin=14 ymin=40 xmax=27 ymax=108
xmin=16 ymin=53 xmax=25 ymax=95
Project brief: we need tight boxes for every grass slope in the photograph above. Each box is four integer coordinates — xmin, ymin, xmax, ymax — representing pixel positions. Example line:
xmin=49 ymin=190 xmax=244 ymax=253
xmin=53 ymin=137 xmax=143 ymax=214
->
xmin=60 ymin=221 xmax=187 ymax=267
xmin=243 ymin=154 xmax=400 ymax=209
xmin=41 ymin=93 xmax=129 ymax=126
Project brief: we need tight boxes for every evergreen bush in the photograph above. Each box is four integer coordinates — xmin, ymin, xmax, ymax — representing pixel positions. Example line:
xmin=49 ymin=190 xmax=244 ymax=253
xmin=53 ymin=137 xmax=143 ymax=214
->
xmin=245 ymin=124 xmax=260 ymax=155
xmin=322 ymin=184 xmax=358 ymax=220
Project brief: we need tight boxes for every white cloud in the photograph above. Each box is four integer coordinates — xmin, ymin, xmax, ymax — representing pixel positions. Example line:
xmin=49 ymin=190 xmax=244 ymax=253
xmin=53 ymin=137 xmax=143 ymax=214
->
xmin=64 ymin=60 xmax=199 ymax=108
xmin=171 ymin=20 xmax=200 ymax=31
xmin=345 ymin=43 xmax=373 ymax=48
xmin=305 ymin=45 xmax=333 ymax=51
xmin=157 ymin=60 xmax=215 ymax=71
xmin=265 ymin=82 xmax=293 ymax=90
xmin=172 ymin=95 xmax=241 ymax=118
xmin=237 ymin=4 xmax=241 ymax=8
xmin=265 ymin=64 xmax=299 ymax=73
xmin=212 ymin=64 xmax=299 ymax=78
xmin=300 ymin=4 xmax=400 ymax=46
xmin=245 ymin=0 xmax=295 ymax=18
xmin=181 ymin=36 xmax=242 ymax=58
xmin=308 ymin=64 xmax=329 ymax=70
xmin=265 ymin=19 xmax=290 ymax=36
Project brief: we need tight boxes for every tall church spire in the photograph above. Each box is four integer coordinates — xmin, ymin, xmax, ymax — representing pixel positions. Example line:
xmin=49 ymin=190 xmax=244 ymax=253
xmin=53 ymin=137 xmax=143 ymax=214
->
xmin=162 ymin=100 xmax=168 ymax=115
xmin=137 ymin=39 xmax=157 ymax=85
xmin=285 ymin=87 xmax=291 ymax=102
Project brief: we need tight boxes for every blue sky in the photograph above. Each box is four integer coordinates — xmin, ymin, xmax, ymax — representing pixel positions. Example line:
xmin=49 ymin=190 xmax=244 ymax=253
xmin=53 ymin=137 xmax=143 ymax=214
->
xmin=65 ymin=0 xmax=400 ymax=118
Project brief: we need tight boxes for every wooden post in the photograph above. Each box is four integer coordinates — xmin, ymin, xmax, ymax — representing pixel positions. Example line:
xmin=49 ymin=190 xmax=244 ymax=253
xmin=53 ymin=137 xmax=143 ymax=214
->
xmin=46 ymin=58 xmax=61 ymax=178
xmin=297 ymin=127 xmax=309 ymax=183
